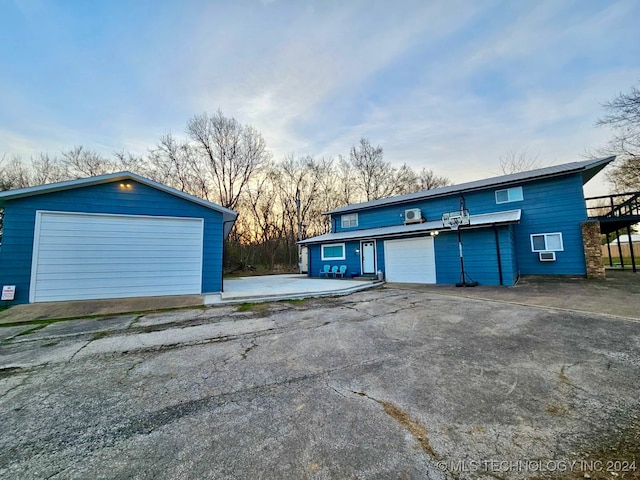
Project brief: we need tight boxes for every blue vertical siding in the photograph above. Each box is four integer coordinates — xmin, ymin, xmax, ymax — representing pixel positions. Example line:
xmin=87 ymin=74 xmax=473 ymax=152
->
xmin=513 ymin=174 xmax=587 ymax=275
xmin=332 ymin=172 xmax=589 ymax=279
xmin=375 ymin=239 xmax=384 ymax=276
xmin=435 ymin=228 xmax=514 ymax=286
xmin=308 ymin=240 xmax=362 ymax=278
xmin=0 ymin=180 xmax=225 ymax=304
xmin=308 ymin=227 xmax=517 ymax=286
xmin=504 ymin=225 xmax=519 ymax=285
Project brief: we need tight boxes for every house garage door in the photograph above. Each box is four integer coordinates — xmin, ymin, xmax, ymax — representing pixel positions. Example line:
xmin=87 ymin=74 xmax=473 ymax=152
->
xmin=30 ymin=211 xmax=204 ymax=302
xmin=384 ymin=236 xmax=436 ymax=283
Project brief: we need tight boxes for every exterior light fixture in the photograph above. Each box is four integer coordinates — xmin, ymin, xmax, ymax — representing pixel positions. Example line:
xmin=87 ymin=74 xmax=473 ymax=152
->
xmin=430 ymin=230 xmax=439 ymax=237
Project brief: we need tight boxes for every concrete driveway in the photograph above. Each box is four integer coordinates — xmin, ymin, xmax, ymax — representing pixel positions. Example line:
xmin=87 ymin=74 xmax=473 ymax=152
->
xmin=207 ymin=274 xmax=381 ymax=304
xmin=0 ymin=275 xmax=381 ymax=324
xmin=1 ymin=284 xmax=639 ymax=479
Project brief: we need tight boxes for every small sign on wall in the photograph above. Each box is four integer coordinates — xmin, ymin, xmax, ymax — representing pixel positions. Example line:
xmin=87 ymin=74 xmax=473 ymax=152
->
xmin=1 ymin=285 xmax=16 ymax=301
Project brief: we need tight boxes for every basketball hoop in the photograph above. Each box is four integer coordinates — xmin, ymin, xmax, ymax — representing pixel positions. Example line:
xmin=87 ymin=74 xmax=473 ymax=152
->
xmin=442 ymin=209 xmax=469 ymax=230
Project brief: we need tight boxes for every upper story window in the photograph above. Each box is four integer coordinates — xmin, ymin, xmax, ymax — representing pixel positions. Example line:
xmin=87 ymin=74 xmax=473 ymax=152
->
xmin=341 ymin=213 xmax=358 ymax=228
xmin=530 ymin=232 xmax=564 ymax=252
xmin=495 ymin=186 xmax=523 ymax=204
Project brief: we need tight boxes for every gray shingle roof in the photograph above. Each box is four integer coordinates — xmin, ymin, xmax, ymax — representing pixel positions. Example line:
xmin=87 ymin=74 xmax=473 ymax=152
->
xmin=326 ymin=156 xmax=615 ymax=215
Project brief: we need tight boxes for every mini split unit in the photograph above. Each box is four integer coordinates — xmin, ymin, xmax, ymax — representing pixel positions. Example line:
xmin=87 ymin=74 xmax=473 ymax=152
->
xmin=404 ymin=208 xmax=423 ymax=224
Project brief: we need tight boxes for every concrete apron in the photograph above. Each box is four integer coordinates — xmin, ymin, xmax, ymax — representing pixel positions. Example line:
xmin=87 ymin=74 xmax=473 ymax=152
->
xmin=205 ymin=274 xmax=383 ymax=305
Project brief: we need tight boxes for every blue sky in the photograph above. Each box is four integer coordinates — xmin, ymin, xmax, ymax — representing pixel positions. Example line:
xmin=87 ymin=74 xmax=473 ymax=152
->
xmin=1 ymin=0 xmax=639 ymax=195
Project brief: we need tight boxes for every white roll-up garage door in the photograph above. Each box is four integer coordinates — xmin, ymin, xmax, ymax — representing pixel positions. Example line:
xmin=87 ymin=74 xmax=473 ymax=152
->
xmin=30 ymin=211 xmax=204 ymax=302
xmin=384 ymin=236 xmax=436 ymax=283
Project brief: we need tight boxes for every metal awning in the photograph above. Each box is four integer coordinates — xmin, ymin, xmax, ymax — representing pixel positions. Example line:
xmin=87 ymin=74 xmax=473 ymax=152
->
xmin=299 ymin=209 xmax=521 ymax=245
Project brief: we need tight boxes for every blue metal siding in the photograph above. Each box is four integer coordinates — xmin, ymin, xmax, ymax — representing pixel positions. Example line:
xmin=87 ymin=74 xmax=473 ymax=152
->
xmin=434 ymin=229 xmax=512 ymax=286
xmin=332 ymin=172 xmax=588 ymax=278
xmin=0 ymin=181 xmax=224 ymax=304
xmin=505 ymin=225 xmax=519 ymax=285
xmin=308 ymin=241 xmax=362 ymax=278
xmin=375 ymin=239 xmax=384 ymax=276
xmin=334 ymin=188 xmax=501 ymax=233
xmin=514 ymin=174 xmax=587 ymax=275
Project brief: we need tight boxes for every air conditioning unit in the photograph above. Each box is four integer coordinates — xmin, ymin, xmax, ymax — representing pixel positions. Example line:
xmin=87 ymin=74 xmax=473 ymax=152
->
xmin=538 ymin=251 xmax=556 ymax=262
xmin=404 ymin=208 xmax=423 ymax=224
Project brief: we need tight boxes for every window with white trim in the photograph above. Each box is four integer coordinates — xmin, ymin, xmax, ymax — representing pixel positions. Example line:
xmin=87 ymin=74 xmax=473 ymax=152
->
xmin=341 ymin=213 xmax=358 ymax=228
xmin=321 ymin=243 xmax=346 ymax=260
xmin=530 ymin=232 xmax=564 ymax=252
xmin=495 ymin=186 xmax=523 ymax=204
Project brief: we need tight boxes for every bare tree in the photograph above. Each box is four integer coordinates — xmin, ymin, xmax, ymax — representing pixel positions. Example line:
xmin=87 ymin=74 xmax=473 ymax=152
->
xmin=60 ymin=146 xmax=116 ymax=178
xmin=414 ymin=167 xmax=451 ymax=190
xmin=0 ymin=154 xmax=31 ymax=190
xmin=336 ymin=155 xmax=357 ymax=206
xmin=142 ymin=134 xmax=211 ymax=198
xmin=187 ymin=110 xmax=270 ymax=210
xmin=242 ymin=172 xmax=282 ymax=270
xmin=499 ymin=148 xmax=543 ymax=174
xmin=349 ymin=138 xmax=405 ymax=201
xmin=310 ymin=157 xmax=341 ymax=234
xmin=30 ymin=153 xmax=66 ymax=186
xmin=597 ymin=83 xmax=640 ymax=192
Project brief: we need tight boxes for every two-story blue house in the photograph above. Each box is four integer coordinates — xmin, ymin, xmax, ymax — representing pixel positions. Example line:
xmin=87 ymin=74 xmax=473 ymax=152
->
xmin=299 ymin=157 xmax=614 ymax=286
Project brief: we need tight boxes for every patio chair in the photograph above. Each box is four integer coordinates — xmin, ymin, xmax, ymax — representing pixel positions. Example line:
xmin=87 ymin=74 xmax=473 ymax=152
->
xmin=319 ymin=265 xmax=331 ymax=277
xmin=336 ymin=265 xmax=347 ymax=278
xmin=330 ymin=265 xmax=339 ymax=277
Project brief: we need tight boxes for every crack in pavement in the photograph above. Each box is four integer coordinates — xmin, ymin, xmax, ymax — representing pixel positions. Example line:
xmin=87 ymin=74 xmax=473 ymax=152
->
xmin=239 ymin=339 xmax=258 ymax=360
xmin=1 ymin=358 xmax=391 ymax=467
xmin=352 ymin=390 xmax=440 ymax=461
xmin=67 ymin=340 xmax=92 ymax=363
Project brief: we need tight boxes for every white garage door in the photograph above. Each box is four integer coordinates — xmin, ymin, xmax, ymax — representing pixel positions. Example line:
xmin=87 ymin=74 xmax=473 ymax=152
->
xmin=30 ymin=211 xmax=204 ymax=302
xmin=384 ymin=236 xmax=436 ymax=283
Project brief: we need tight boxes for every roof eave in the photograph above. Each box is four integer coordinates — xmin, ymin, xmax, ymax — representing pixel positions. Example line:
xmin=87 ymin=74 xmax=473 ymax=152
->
xmin=0 ymin=171 xmax=239 ymax=218
xmin=324 ymin=157 xmax=617 ymax=216
xmin=581 ymin=156 xmax=616 ymax=184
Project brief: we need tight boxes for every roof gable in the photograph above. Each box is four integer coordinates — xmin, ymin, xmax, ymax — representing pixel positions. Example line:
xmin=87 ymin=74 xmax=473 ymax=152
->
xmin=327 ymin=156 xmax=615 ymax=215
xmin=0 ymin=171 xmax=237 ymax=223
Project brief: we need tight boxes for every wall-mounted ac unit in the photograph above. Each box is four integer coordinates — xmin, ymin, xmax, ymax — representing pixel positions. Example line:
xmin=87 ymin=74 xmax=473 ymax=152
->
xmin=404 ymin=208 xmax=423 ymax=224
xmin=538 ymin=251 xmax=556 ymax=262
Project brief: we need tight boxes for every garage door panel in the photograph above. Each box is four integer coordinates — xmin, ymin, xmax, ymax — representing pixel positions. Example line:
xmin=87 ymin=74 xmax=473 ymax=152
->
xmin=38 ymin=236 xmax=202 ymax=248
xmin=33 ymin=285 xmax=198 ymax=302
xmin=36 ymin=266 xmax=202 ymax=280
xmin=35 ymin=246 xmax=203 ymax=259
xmin=384 ymin=237 xmax=436 ymax=284
xmin=31 ymin=212 xmax=204 ymax=302
xmin=35 ymin=259 xmax=202 ymax=272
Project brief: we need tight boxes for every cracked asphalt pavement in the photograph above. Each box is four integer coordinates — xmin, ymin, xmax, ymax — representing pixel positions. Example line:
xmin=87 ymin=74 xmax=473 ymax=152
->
xmin=1 ymin=287 xmax=639 ymax=479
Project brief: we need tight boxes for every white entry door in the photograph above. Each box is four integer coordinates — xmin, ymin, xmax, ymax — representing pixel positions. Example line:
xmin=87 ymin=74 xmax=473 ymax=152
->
xmin=30 ymin=211 xmax=204 ymax=302
xmin=384 ymin=236 xmax=436 ymax=283
xmin=361 ymin=240 xmax=376 ymax=274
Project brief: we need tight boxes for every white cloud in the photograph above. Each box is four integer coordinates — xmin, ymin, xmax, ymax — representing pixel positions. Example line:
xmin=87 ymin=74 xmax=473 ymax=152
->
xmin=1 ymin=0 xmax=638 ymax=199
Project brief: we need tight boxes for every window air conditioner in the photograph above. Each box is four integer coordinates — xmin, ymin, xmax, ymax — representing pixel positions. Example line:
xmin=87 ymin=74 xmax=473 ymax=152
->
xmin=404 ymin=208 xmax=423 ymax=224
xmin=538 ymin=251 xmax=556 ymax=262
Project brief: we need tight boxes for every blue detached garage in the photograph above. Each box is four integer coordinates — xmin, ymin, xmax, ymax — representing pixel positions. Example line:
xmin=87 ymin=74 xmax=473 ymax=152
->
xmin=0 ymin=172 xmax=237 ymax=304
